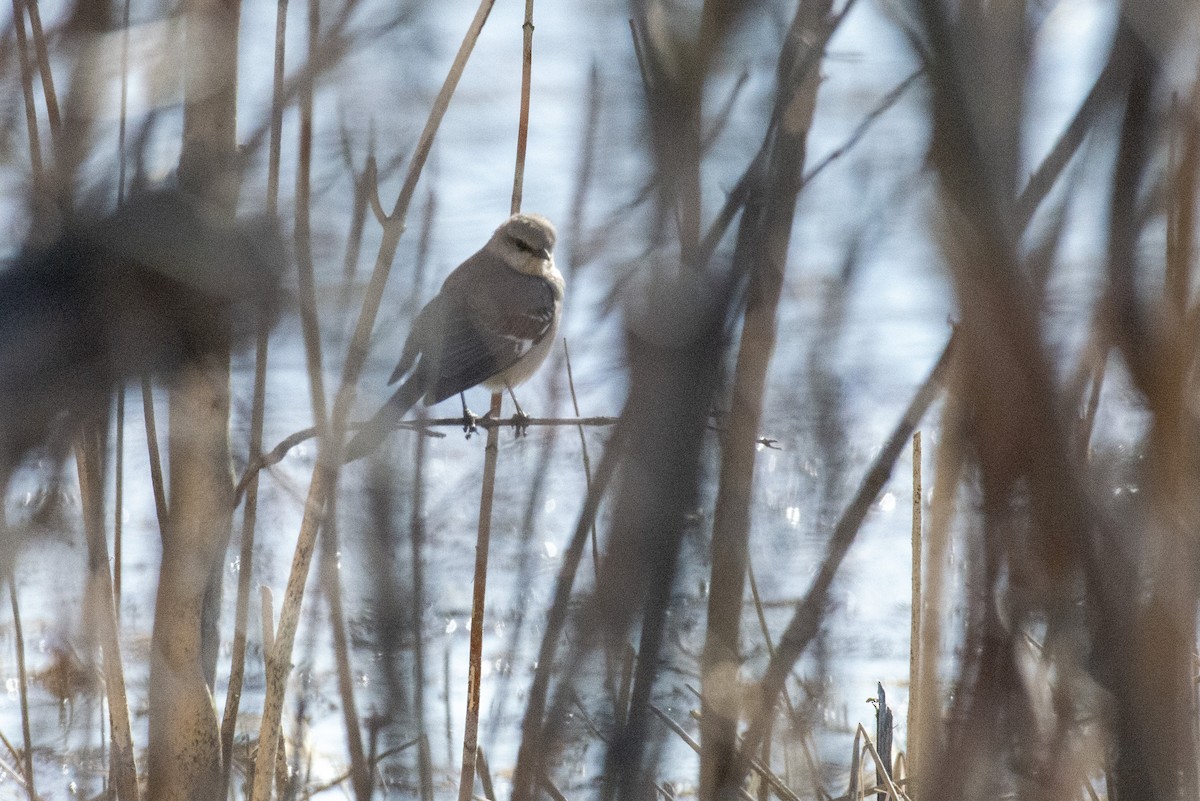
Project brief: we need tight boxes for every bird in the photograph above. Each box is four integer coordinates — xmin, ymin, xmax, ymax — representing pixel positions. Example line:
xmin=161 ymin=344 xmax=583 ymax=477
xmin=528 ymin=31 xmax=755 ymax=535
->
xmin=344 ymin=212 xmax=563 ymax=461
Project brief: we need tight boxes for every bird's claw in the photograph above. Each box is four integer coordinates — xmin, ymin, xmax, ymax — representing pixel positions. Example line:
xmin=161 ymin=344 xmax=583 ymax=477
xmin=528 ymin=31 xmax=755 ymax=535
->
xmin=461 ymin=408 xmax=479 ymax=438
xmin=512 ymin=408 xmax=532 ymax=437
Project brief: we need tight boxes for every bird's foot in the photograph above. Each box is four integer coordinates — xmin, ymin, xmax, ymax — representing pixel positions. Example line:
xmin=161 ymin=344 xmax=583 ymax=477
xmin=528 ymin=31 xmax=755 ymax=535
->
xmin=512 ymin=408 xmax=532 ymax=437
xmin=461 ymin=408 xmax=479 ymax=438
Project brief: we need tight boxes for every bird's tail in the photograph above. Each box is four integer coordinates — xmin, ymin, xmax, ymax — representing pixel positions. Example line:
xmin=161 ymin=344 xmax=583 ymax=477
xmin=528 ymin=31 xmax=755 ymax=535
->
xmin=342 ymin=374 xmax=426 ymax=463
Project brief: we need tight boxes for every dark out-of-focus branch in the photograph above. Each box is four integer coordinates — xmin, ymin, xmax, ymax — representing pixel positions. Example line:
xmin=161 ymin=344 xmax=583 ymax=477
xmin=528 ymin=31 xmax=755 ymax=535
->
xmin=701 ymin=0 xmax=832 ymax=796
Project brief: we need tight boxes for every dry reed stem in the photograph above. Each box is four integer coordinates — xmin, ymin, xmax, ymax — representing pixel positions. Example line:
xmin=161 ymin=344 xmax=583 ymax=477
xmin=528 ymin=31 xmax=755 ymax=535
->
xmin=291 ymin=0 xmax=367 ymax=793
xmin=0 ymin=750 xmax=27 ymax=791
xmin=140 ymin=377 xmax=169 ymax=535
xmin=7 ymin=578 xmax=33 ymax=801
xmin=906 ymin=432 xmax=921 ymax=776
xmin=744 ymin=562 xmax=798 ymax=715
xmin=76 ymin=432 xmax=139 ymax=801
xmin=11 ymin=0 xmax=43 ymax=183
xmin=458 ymin=389 xmax=503 ymax=801
xmin=24 ymin=0 xmax=59 ymax=154
xmin=647 ymin=705 xmax=755 ymax=801
xmin=461 ymin=3 xmax=537 ymax=794
xmin=220 ymin=1 xmax=290 ymax=785
xmin=251 ymin=3 xmax=499 ymax=797
xmin=117 ymin=0 xmax=132 ymax=199
xmin=911 ymin=388 xmax=962 ymax=799
xmin=702 ymin=0 xmax=829 ymax=793
xmin=220 ymin=219 xmax=276 ymax=793
xmin=267 ymin=0 xmax=290 ymax=211
xmin=540 ymin=774 xmax=571 ymax=801
xmin=114 ymin=391 xmax=124 ymax=605
xmin=854 ymin=725 xmax=907 ymax=801
xmin=482 ymin=57 xmax=601 ymax=727
xmin=800 ymin=68 xmax=922 ymax=189
xmin=563 ymin=340 xmax=599 ymax=574
xmin=411 ymin=422 xmax=435 ymax=801
xmin=680 ymin=700 xmax=805 ymax=801
xmin=511 ymin=0 xmax=536 ymax=214
xmin=477 ymin=745 xmax=497 ymax=801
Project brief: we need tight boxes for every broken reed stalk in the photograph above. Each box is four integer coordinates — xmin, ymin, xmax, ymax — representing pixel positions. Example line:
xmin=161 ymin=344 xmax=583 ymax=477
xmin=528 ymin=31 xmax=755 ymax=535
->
xmin=907 ymin=431 xmax=921 ymax=777
xmin=7 ymin=575 xmax=33 ymax=801
xmin=250 ymin=2 xmax=499 ymax=798
xmin=459 ymin=4 xmax=538 ymax=797
xmin=220 ymin=0 xmax=290 ymax=789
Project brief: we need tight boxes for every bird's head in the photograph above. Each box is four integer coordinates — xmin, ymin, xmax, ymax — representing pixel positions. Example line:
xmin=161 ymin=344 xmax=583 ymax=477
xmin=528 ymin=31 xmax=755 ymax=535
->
xmin=492 ymin=213 xmax=557 ymax=276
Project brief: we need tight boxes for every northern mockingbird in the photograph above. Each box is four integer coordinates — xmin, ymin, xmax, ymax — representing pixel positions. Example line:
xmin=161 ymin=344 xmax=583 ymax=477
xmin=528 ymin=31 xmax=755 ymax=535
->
xmin=344 ymin=213 xmax=563 ymax=461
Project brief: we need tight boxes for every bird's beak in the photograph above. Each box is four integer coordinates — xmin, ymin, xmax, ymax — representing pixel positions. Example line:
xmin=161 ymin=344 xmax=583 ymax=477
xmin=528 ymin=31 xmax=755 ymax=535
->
xmin=538 ymin=247 xmax=552 ymax=261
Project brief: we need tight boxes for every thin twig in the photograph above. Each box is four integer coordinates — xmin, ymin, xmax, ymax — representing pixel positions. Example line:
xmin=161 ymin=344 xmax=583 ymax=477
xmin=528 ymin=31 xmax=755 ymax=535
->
xmin=7 ymin=577 xmax=33 ymax=801
xmin=647 ymin=704 xmax=754 ymax=801
xmin=11 ymin=0 xmax=43 ymax=184
xmin=564 ymin=340 xmax=600 ymax=575
xmin=800 ymin=68 xmax=923 ymax=188
xmin=25 ymin=0 xmax=60 ymax=153
xmin=141 ymin=377 xmax=169 ymax=536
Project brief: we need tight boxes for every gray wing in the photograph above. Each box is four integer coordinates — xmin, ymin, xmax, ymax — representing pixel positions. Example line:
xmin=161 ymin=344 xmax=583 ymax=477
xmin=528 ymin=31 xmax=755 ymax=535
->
xmin=428 ymin=263 xmax=557 ymax=403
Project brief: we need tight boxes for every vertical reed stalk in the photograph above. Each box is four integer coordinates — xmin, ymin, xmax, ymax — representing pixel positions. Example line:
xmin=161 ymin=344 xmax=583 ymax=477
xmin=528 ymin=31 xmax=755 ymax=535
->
xmin=7 ymin=576 xmax=34 ymax=801
xmin=461 ymin=3 xmax=537 ymax=796
xmin=220 ymin=1 xmax=289 ymax=789
xmin=912 ymin=390 xmax=963 ymax=799
xmin=412 ymin=421 xmax=435 ymax=801
xmin=114 ymin=392 xmax=123 ymax=605
xmin=77 ymin=430 xmax=139 ymax=801
xmin=149 ymin=1 xmax=241 ymax=795
xmin=458 ymin=391 xmax=503 ymax=801
xmin=907 ymin=431 xmax=921 ymax=776
xmin=290 ymin=0 xmax=369 ymax=793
